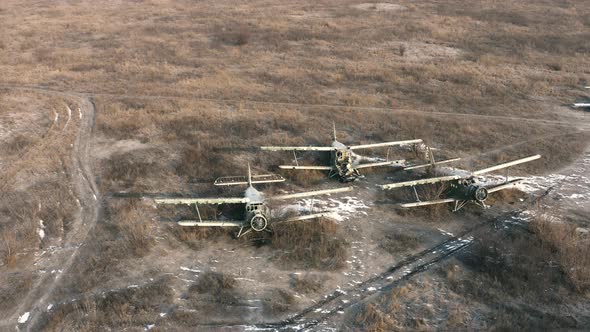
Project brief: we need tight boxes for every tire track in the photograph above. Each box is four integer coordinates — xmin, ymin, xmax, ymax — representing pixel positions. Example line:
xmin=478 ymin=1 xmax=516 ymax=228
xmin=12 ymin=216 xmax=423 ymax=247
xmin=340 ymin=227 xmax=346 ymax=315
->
xmin=20 ymin=96 xmax=99 ymax=332
xmin=0 ymin=88 xmax=100 ymax=331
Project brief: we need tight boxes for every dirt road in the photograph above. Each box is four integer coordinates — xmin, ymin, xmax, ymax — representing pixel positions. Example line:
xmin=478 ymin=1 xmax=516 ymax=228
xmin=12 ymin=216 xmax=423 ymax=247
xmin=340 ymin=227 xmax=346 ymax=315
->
xmin=0 ymin=90 xmax=100 ymax=331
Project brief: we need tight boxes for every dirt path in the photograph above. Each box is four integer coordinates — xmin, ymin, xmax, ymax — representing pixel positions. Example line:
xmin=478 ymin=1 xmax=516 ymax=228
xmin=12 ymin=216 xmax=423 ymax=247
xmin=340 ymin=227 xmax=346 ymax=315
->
xmin=0 ymin=91 xmax=100 ymax=331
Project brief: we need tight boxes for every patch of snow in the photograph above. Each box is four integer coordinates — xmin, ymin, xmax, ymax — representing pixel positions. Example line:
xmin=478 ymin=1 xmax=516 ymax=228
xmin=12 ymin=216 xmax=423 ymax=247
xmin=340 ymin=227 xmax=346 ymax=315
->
xmin=367 ymin=287 xmax=377 ymax=291
xmin=235 ymin=278 xmax=255 ymax=282
xmin=47 ymin=304 xmax=53 ymax=310
xmin=64 ymin=106 xmax=72 ymax=130
xmin=145 ymin=324 xmax=155 ymax=330
xmin=159 ymin=313 xmax=167 ymax=317
xmin=180 ymin=266 xmax=201 ymax=273
xmin=37 ymin=219 xmax=46 ymax=240
xmin=18 ymin=312 xmax=30 ymax=324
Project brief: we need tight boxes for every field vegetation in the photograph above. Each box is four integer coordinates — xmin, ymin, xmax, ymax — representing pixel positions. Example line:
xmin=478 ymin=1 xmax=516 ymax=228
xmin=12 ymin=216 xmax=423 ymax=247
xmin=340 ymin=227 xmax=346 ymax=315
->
xmin=0 ymin=0 xmax=589 ymax=330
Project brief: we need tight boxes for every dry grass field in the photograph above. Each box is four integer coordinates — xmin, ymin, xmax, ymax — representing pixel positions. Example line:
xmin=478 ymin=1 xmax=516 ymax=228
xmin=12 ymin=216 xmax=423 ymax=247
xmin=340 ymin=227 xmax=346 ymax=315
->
xmin=0 ymin=0 xmax=589 ymax=331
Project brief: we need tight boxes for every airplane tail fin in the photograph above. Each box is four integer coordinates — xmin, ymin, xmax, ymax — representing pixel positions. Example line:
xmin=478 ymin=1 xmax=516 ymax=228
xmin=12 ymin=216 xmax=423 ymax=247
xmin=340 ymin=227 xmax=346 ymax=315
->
xmin=332 ymin=122 xmax=337 ymax=141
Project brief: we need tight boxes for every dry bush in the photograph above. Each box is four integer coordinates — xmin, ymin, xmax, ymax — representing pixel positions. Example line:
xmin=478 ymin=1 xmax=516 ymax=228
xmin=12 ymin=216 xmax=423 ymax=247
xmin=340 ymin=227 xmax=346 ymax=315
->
xmin=102 ymin=151 xmax=162 ymax=188
xmin=32 ymin=180 xmax=78 ymax=238
xmin=263 ymin=288 xmax=296 ymax=316
xmin=346 ymin=303 xmax=399 ymax=332
xmin=169 ymin=225 xmax=235 ymax=249
xmin=445 ymin=305 xmax=470 ymax=330
xmin=290 ymin=274 xmax=323 ymax=294
xmin=188 ymin=271 xmax=240 ymax=306
xmin=1 ymin=134 xmax=34 ymax=155
xmin=213 ymin=25 xmax=251 ymax=46
xmin=38 ymin=276 xmax=174 ymax=331
xmin=485 ymin=188 xmax=526 ymax=206
xmin=530 ymin=213 xmax=590 ymax=293
xmin=379 ymin=232 xmax=420 ymax=255
xmin=175 ymin=143 xmax=229 ymax=181
xmin=61 ymin=221 xmax=130 ymax=294
xmin=0 ymin=227 xmax=18 ymax=266
xmin=0 ymin=272 xmax=33 ymax=313
xmin=108 ymin=199 xmax=156 ymax=256
xmin=271 ymin=218 xmax=347 ymax=270
xmin=0 ymin=191 xmax=41 ymax=265
xmin=281 ymin=169 xmax=327 ymax=187
xmin=449 ymin=232 xmax=568 ymax=302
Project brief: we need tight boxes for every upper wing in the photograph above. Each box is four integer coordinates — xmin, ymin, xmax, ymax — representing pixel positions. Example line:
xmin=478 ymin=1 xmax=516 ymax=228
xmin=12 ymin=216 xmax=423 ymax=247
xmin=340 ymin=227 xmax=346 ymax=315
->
xmin=272 ymin=186 xmax=353 ymax=200
xmin=403 ymin=157 xmax=461 ymax=170
xmin=154 ymin=197 xmax=249 ymax=205
xmin=472 ymin=155 xmax=541 ymax=176
xmin=349 ymin=139 xmax=423 ymax=150
xmin=355 ymin=159 xmax=405 ymax=169
xmin=261 ymin=146 xmax=335 ymax=151
xmin=215 ymin=174 xmax=285 ymax=186
xmin=379 ymin=175 xmax=463 ymax=190
xmin=278 ymin=165 xmax=334 ymax=170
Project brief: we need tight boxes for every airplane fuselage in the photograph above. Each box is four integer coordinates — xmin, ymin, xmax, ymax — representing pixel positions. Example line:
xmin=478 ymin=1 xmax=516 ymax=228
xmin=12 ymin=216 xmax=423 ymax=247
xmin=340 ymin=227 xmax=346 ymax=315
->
xmin=244 ymin=186 xmax=271 ymax=232
xmin=330 ymin=140 xmax=361 ymax=182
xmin=447 ymin=179 xmax=489 ymax=202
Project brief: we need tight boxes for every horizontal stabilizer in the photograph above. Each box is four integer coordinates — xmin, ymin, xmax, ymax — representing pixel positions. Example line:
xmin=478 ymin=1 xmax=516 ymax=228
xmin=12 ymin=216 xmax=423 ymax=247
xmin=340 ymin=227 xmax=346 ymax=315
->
xmin=400 ymin=198 xmax=457 ymax=208
xmin=355 ymin=160 xmax=405 ymax=169
xmin=178 ymin=220 xmax=243 ymax=227
xmin=403 ymin=157 xmax=461 ymax=170
xmin=379 ymin=175 xmax=463 ymax=190
xmin=215 ymin=174 xmax=285 ymax=186
xmin=155 ymin=197 xmax=249 ymax=205
xmin=273 ymin=186 xmax=353 ymax=200
xmin=349 ymin=139 xmax=422 ymax=150
xmin=472 ymin=155 xmax=541 ymax=176
xmin=261 ymin=146 xmax=335 ymax=151
xmin=278 ymin=165 xmax=334 ymax=170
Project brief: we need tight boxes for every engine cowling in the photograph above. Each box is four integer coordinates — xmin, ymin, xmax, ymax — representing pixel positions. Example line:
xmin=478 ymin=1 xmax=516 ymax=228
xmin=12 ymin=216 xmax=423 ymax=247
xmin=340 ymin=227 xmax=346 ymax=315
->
xmin=467 ymin=185 xmax=488 ymax=202
xmin=250 ymin=214 xmax=268 ymax=232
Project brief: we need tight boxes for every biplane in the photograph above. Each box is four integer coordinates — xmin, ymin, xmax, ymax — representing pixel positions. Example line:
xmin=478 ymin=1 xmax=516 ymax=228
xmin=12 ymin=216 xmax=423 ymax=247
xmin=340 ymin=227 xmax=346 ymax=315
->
xmin=379 ymin=154 xmax=541 ymax=211
xmin=262 ymin=123 xmax=458 ymax=182
xmin=155 ymin=165 xmax=353 ymax=238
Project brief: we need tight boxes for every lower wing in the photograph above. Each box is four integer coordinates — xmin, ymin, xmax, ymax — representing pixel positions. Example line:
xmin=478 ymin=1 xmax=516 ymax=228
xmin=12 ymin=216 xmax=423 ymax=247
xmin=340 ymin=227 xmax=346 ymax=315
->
xmin=400 ymin=198 xmax=458 ymax=208
xmin=177 ymin=220 xmax=243 ymax=227
xmin=278 ymin=165 xmax=333 ymax=170
xmin=277 ymin=212 xmax=333 ymax=223
xmin=486 ymin=178 xmax=523 ymax=193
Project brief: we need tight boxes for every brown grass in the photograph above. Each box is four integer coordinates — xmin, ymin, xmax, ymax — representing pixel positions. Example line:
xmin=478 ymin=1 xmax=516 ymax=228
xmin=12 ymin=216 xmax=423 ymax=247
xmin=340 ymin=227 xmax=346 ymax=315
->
xmin=347 ymin=303 xmax=399 ymax=332
xmin=108 ymin=199 xmax=157 ymax=256
xmin=38 ymin=276 xmax=174 ymax=331
xmin=0 ymin=272 xmax=33 ymax=313
xmin=379 ymin=232 xmax=420 ymax=255
xmin=262 ymin=288 xmax=296 ymax=316
xmin=290 ymin=274 xmax=323 ymax=294
xmin=271 ymin=218 xmax=347 ymax=270
xmin=188 ymin=271 xmax=241 ymax=306
xmin=530 ymin=212 xmax=590 ymax=293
